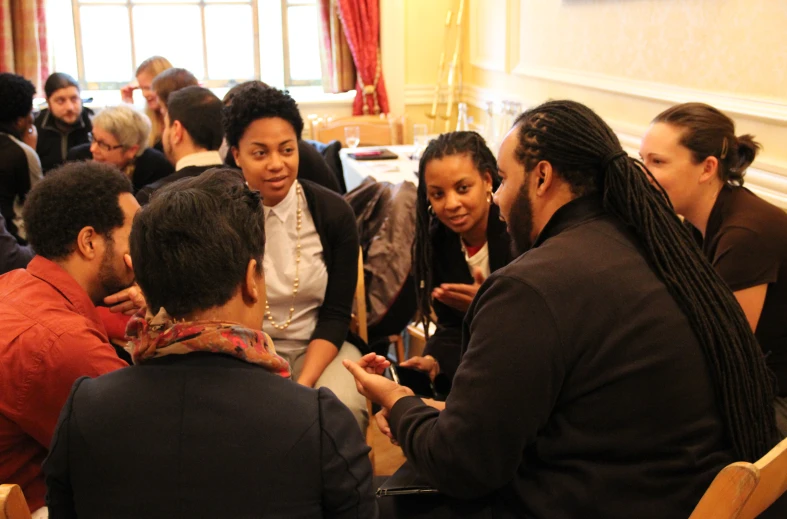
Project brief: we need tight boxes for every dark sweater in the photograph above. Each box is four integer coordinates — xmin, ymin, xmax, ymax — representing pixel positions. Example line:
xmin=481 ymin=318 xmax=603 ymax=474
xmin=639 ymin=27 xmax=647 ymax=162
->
xmin=135 ymin=164 xmax=220 ymax=205
xmin=695 ymin=185 xmax=787 ymax=396
xmin=68 ymin=144 xmax=174 ymax=195
xmin=299 ymin=180 xmax=360 ymax=348
xmin=35 ymin=108 xmax=92 ymax=174
xmin=425 ymin=204 xmax=511 ymax=383
xmin=391 ymin=196 xmax=736 ymax=518
xmin=0 ymin=132 xmax=40 ymax=242
xmin=43 ymin=353 xmax=377 ymax=518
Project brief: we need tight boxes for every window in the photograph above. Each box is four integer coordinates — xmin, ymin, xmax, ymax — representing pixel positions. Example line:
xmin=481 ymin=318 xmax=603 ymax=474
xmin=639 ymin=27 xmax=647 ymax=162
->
xmin=46 ymin=0 xmax=324 ymax=89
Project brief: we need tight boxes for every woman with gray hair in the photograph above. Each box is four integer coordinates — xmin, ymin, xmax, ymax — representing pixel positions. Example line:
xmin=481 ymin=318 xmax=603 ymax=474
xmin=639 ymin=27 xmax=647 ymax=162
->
xmin=67 ymin=104 xmax=173 ymax=193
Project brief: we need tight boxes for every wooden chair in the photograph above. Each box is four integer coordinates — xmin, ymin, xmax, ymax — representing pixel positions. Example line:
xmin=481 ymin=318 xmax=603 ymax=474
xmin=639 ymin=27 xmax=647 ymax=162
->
xmin=690 ymin=436 xmax=787 ymax=518
xmin=310 ymin=114 xmax=405 ymax=147
xmin=0 ymin=484 xmax=32 ymax=519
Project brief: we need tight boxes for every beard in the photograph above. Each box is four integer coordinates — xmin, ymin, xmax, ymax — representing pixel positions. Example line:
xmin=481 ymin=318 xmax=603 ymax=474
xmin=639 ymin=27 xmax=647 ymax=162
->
xmin=97 ymin=238 xmax=133 ymax=299
xmin=507 ymin=180 xmax=535 ymax=257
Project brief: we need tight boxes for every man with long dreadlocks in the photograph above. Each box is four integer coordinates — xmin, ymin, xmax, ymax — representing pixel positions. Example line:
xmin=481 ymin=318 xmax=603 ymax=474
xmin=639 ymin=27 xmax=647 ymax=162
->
xmin=344 ymin=100 xmax=784 ymax=518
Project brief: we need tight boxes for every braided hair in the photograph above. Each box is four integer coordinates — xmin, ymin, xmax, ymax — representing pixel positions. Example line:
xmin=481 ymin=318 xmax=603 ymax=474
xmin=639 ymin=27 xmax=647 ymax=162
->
xmin=513 ymin=100 xmax=778 ymax=461
xmin=412 ymin=131 xmax=499 ymax=340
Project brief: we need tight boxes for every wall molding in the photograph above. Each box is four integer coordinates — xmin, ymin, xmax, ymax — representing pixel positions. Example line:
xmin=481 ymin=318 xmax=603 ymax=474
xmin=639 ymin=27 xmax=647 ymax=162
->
xmin=508 ymin=64 xmax=787 ymax=125
xmin=468 ymin=0 xmax=514 ymax=72
xmin=461 ymin=84 xmax=787 ymax=209
xmin=404 ymin=84 xmax=454 ymax=106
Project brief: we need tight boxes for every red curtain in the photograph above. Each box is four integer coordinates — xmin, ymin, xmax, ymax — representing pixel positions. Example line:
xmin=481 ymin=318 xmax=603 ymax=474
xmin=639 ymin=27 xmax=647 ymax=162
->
xmin=336 ymin=0 xmax=389 ymax=115
xmin=0 ymin=0 xmax=48 ymax=91
xmin=317 ymin=0 xmax=356 ymax=94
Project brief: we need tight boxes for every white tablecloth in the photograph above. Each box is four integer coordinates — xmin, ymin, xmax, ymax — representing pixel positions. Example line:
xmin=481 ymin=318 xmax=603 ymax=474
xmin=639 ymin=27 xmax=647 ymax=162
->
xmin=339 ymin=145 xmax=419 ymax=192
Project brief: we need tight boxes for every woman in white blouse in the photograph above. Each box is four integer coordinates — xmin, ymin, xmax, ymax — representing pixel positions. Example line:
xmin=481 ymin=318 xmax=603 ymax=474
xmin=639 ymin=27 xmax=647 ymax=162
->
xmin=223 ymin=82 xmax=367 ymax=429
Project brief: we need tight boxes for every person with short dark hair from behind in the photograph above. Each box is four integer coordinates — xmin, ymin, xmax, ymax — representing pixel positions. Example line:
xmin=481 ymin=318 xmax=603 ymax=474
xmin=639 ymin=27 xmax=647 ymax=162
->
xmin=135 ymin=86 xmax=224 ymax=205
xmin=35 ymin=72 xmax=93 ymax=173
xmin=66 ymin=105 xmax=174 ymax=193
xmin=151 ymin=67 xmax=198 ymax=113
xmin=43 ymin=169 xmax=378 ymax=518
xmin=0 ymin=161 xmax=144 ymax=515
xmin=402 ymin=131 xmax=512 ymax=394
xmin=224 ymin=83 xmax=367 ymax=430
xmin=642 ymin=102 xmax=787 ymax=435
xmin=0 ymin=72 xmax=42 ymax=244
xmin=221 ymin=81 xmax=341 ymax=193
xmin=346 ymin=100 xmax=785 ymax=518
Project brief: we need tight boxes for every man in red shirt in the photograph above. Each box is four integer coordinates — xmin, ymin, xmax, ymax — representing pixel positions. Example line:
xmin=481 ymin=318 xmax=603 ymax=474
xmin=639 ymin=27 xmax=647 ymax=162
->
xmin=0 ymin=161 xmax=141 ymax=513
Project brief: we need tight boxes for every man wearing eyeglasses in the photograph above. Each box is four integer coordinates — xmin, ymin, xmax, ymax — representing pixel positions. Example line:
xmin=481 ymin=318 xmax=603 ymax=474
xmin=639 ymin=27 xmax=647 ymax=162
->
xmin=34 ymin=73 xmax=93 ymax=174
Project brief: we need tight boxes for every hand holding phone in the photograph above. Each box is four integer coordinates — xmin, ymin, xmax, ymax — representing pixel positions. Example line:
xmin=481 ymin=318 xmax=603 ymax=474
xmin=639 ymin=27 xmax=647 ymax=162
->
xmin=388 ymin=363 xmax=436 ymax=398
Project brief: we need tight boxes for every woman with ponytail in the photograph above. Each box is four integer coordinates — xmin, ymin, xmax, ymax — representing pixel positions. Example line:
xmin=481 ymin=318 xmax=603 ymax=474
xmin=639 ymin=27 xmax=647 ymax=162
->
xmin=641 ymin=103 xmax=787 ymax=434
xmin=402 ymin=131 xmax=511 ymax=393
xmin=344 ymin=100 xmax=783 ymax=518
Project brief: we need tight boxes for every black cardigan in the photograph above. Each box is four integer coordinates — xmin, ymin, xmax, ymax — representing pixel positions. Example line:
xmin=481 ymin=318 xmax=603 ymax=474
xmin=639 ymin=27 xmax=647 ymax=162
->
xmin=298 ymin=180 xmax=360 ymax=349
xmin=43 ymin=353 xmax=377 ymax=518
xmin=424 ymin=204 xmax=511 ymax=383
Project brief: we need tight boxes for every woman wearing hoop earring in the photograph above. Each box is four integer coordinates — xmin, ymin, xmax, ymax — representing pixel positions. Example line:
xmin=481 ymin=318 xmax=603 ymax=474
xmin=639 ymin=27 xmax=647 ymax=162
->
xmin=403 ymin=131 xmax=512 ymax=394
xmin=224 ymin=83 xmax=368 ymax=430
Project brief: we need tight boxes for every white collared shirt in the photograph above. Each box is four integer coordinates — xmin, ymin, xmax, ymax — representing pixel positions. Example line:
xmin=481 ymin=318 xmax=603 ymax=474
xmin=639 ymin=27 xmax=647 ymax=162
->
xmin=174 ymin=150 xmax=224 ymax=171
xmin=262 ymin=181 xmax=327 ymax=343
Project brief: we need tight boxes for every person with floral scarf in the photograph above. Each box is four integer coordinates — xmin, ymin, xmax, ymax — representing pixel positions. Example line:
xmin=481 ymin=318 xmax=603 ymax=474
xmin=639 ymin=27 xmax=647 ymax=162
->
xmin=43 ymin=168 xmax=378 ymax=519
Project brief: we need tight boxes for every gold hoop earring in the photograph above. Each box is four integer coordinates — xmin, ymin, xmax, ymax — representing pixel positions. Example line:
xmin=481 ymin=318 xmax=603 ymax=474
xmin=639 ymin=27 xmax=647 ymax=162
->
xmin=486 ymin=190 xmax=493 ymax=204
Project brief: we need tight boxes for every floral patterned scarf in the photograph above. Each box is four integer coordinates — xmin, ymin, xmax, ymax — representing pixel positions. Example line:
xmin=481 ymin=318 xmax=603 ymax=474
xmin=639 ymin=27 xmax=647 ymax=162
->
xmin=127 ymin=308 xmax=291 ymax=378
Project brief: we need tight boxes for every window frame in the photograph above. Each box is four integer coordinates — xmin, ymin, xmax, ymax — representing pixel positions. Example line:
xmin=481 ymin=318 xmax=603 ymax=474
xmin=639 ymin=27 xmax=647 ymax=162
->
xmin=66 ymin=0 xmax=327 ymax=89
xmin=280 ymin=0 xmax=322 ymax=87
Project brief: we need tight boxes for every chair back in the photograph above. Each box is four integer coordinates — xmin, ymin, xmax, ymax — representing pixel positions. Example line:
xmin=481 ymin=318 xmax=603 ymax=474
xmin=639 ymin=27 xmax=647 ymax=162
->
xmin=310 ymin=115 xmax=404 ymax=147
xmin=689 ymin=463 xmax=759 ymax=519
xmin=0 ymin=484 xmax=32 ymax=519
xmin=690 ymin=436 xmax=787 ymax=519
xmin=739 ymin=436 xmax=787 ymax=518
xmin=350 ymin=247 xmax=368 ymax=343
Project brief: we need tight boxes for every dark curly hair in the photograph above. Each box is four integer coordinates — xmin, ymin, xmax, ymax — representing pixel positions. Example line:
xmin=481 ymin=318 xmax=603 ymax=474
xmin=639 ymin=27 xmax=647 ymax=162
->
xmin=130 ymin=168 xmax=266 ymax=318
xmin=0 ymin=73 xmax=35 ymax=126
xmin=223 ymin=83 xmax=303 ymax=148
xmin=412 ymin=131 xmax=499 ymax=339
xmin=23 ymin=161 xmax=133 ymax=260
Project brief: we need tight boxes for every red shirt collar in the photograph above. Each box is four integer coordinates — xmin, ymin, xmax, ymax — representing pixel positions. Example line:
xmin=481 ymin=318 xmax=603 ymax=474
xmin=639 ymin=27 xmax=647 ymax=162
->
xmin=25 ymin=256 xmax=106 ymax=334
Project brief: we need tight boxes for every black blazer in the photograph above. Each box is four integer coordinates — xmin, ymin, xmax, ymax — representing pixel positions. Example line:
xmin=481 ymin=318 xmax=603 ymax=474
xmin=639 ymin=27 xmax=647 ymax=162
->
xmin=68 ymin=144 xmax=174 ymax=195
xmin=424 ymin=204 xmax=511 ymax=382
xmin=44 ymin=353 xmax=377 ymax=519
xmin=298 ymin=180 xmax=360 ymax=349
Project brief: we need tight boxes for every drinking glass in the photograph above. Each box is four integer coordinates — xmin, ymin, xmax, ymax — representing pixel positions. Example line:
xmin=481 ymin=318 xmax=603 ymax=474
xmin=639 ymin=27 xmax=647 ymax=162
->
xmin=344 ymin=126 xmax=360 ymax=149
xmin=412 ymin=123 xmax=429 ymax=160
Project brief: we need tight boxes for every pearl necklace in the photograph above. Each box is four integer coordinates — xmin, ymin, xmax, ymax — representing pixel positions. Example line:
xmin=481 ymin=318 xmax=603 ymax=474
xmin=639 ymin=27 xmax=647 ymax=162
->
xmin=264 ymin=182 xmax=302 ymax=330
